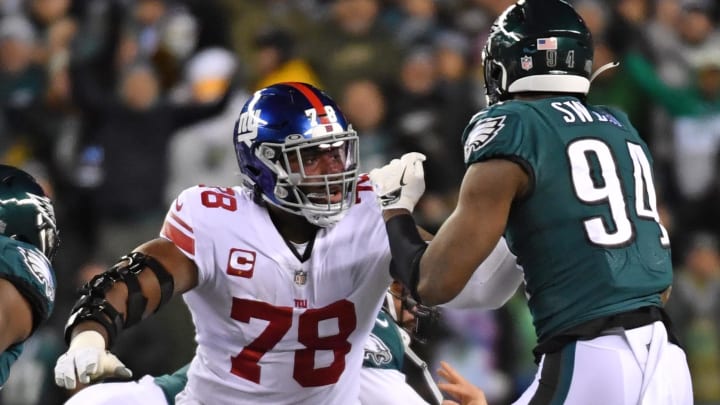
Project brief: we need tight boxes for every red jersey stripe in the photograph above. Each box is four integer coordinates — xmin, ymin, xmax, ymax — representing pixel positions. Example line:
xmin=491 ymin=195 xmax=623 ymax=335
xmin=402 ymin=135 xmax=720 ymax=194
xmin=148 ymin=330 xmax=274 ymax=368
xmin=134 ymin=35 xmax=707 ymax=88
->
xmin=162 ymin=221 xmax=195 ymax=256
xmin=170 ymin=211 xmax=193 ymax=233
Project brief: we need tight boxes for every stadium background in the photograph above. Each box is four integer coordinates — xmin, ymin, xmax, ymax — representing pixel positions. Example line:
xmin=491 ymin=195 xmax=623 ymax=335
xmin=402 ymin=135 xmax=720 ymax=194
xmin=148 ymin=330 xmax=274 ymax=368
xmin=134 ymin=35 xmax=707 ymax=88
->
xmin=1 ymin=0 xmax=719 ymax=403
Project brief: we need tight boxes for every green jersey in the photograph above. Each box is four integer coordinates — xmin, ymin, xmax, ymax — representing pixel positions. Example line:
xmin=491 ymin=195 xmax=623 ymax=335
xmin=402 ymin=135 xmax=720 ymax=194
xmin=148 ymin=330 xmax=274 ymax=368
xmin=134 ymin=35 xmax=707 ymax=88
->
xmin=462 ymin=97 xmax=672 ymax=341
xmin=154 ymin=364 xmax=190 ymax=405
xmin=0 ymin=236 xmax=56 ymax=386
xmin=362 ymin=310 xmax=405 ymax=371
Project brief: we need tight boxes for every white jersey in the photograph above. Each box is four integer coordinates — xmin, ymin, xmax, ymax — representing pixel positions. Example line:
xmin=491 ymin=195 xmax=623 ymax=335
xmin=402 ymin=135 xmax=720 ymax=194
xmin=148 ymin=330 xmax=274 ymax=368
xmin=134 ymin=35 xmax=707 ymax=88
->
xmin=360 ymin=368 xmax=429 ymax=405
xmin=160 ymin=183 xmax=392 ymax=404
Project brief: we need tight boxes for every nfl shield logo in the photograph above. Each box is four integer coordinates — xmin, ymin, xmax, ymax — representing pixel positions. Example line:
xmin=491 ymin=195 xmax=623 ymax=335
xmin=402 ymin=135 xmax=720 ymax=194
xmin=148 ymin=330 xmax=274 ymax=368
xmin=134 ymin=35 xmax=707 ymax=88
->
xmin=294 ymin=270 xmax=307 ymax=286
xmin=521 ymin=56 xmax=533 ymax=71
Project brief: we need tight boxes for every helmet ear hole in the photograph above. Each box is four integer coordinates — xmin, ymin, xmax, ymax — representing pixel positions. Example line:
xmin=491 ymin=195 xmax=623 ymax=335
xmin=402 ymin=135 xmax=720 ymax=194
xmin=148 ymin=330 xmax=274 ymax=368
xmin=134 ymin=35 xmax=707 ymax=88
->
xmin=245 ymin=165 xmax=262 ymax=177
xmin=484 ymin=58 xmax=506 ymax=105
xmin=490 ymin=64 xmax=503 ymax=82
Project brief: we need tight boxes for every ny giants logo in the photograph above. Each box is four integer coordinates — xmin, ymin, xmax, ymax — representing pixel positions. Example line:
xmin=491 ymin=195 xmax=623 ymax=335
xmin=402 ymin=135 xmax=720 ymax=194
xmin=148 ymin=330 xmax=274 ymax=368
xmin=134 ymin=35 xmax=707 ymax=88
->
xmin=226 ymin=248 xmax=256 ymax=278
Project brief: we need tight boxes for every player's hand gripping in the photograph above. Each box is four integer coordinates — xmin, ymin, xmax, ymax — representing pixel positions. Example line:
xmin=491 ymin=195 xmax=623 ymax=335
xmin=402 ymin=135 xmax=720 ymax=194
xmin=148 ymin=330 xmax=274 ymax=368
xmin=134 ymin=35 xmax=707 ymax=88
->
xmin=369 ymin=152 xmax=427 ymax=213
xmin=54 ymin=330 xmax=132 ymax=389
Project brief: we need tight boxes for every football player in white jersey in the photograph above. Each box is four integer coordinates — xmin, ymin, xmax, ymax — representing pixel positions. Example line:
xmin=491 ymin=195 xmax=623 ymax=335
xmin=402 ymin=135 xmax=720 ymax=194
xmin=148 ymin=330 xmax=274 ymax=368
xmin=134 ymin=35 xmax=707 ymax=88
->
xmin=60 ymin=288 xmax=488 ymax=405
xmin=60 ymin=288 xmax=482 ymax=405
xmin=54 ymin=82 xmax=519 ymax=404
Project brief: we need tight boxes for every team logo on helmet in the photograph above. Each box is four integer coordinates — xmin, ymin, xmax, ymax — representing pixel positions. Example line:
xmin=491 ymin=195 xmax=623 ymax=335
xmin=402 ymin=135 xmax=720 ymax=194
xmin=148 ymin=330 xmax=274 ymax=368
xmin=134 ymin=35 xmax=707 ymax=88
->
xmin=235 ymin=109 xmax=266 ymax=144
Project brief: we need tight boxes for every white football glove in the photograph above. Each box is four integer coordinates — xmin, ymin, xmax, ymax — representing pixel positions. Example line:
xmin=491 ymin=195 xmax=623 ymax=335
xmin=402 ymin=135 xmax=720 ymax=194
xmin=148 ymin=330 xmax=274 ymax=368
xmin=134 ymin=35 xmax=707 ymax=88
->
xmin=54 ymin=330 xmax=133 ymax=389
xmin=369 ymin=152 xmax=426 ymax=212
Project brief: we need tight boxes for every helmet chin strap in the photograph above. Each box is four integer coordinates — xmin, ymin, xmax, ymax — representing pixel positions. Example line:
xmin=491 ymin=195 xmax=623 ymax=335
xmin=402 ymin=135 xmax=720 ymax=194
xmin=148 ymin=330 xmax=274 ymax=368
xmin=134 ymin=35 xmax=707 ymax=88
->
xmin=590 ymin=61 xmax=620 ymax=83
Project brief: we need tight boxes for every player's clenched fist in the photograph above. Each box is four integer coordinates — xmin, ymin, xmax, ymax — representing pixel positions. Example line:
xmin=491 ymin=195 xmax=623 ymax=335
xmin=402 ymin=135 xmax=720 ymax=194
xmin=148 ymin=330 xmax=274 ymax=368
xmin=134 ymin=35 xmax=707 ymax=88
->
xmin=369 ymin=152 xmax=427 ymax=213
xmin=54 ymin=330 xmax=132 ymax=389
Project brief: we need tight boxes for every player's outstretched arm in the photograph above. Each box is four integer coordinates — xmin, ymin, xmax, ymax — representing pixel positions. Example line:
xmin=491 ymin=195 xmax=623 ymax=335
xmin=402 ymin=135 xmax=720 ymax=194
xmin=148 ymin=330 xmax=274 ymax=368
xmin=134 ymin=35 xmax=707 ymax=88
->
xmin=417 ymin=160 xmax=527 ymax=305
xmin=436 ymin=361 xmax=488 ymax=405
xmin=55 ymin=238 xmax=198 ymax=389
xmin=371 ymin=154 xmax=527 ymax=306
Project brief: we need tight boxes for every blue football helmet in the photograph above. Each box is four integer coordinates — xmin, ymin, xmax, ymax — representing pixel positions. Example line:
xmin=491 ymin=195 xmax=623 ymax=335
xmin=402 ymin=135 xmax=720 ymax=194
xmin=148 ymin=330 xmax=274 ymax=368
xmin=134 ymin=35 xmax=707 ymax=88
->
xmin=0 ymin=165 xmax=60 ymax=261
xmin=233 ymin=82 xmax=359 ymax=227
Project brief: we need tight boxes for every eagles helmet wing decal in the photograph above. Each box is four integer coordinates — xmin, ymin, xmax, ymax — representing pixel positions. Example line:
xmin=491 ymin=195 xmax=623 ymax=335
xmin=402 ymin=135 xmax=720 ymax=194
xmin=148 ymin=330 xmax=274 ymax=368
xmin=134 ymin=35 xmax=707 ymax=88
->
xmin=464 ymin=115 xmax=507 ymax=162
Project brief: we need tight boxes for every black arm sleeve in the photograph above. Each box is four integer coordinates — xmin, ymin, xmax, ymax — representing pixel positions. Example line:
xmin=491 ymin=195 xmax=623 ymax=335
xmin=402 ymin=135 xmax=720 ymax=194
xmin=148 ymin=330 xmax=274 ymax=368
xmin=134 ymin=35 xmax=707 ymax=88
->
xmin=385 ymin=214 xmax=427 ymax=302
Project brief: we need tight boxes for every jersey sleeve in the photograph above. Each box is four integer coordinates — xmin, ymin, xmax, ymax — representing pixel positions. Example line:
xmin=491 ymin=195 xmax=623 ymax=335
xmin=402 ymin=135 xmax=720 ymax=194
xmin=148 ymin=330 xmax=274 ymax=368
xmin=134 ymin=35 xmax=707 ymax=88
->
xmin=359 ymin=368 xmax=429 ymax=405
xmin=160 ymin=186 xmax=214 ymax=286
xmin=160 ymin=187 xmax=198 ymax=260
xmin=462 ymin=107 xmax=534 ymax=172
xmin=160 ymin=186 xmax=245 ymax=286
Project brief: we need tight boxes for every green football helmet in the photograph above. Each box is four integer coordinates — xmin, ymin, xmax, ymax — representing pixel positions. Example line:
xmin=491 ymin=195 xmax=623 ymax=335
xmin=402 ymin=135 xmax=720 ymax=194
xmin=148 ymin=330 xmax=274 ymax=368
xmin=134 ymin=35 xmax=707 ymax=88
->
xmin=0 ymin=165 xmax=59 ymax=261
xmin=482 ymin=0 xmax=594 ymax=105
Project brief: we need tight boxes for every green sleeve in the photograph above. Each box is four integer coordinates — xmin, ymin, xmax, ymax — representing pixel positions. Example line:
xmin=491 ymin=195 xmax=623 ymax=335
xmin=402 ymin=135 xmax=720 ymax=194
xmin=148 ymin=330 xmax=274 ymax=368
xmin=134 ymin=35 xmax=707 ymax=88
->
xmin=154 ymin=364 xmax=190 ymax=405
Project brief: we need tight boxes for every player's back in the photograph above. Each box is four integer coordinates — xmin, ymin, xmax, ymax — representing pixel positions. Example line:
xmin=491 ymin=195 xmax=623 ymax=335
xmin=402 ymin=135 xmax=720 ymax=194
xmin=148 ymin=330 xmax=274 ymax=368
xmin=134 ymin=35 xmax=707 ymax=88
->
xmin=0 ymin=236 xmax=55 ymax=386
xmin=462 ymin=96 xmax=672 ymax=341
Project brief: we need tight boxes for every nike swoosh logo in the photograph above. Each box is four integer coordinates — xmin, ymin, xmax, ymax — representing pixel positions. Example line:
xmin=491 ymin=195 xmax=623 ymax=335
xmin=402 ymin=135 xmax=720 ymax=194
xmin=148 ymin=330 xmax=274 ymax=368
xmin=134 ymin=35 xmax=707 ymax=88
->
xmin=399 ymin=167 xmax=408 ymax=186
xmin=175 ymin=199 xmax=184 ymax=211
xmin=375 ymin=317 xmax=389 ymax=328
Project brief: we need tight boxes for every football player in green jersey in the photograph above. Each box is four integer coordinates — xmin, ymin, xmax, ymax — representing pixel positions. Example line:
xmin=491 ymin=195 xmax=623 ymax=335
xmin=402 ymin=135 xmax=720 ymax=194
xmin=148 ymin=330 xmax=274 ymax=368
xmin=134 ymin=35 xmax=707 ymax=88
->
xmin=0 ymin=165 xmax=60 ymax=387
xmin=369 ymin=0 xmax=693 ymax=404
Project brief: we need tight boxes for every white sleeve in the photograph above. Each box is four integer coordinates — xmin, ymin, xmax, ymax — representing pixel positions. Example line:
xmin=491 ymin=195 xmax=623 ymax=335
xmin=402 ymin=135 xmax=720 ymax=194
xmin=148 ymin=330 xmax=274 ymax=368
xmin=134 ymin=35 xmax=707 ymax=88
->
xmin=441 ymin=237 xmax=523 ymax=310
xmin=64 ymin=376 xmax=169 ymax=405
xmin=359 ymin=368 xmax=429 ymax=405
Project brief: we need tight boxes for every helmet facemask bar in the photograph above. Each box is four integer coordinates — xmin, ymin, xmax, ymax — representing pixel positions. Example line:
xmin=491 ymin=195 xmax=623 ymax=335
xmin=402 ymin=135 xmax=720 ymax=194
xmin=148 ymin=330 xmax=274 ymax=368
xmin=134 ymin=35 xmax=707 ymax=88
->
xmin=255 ymin=129 xmax=359 ymax=227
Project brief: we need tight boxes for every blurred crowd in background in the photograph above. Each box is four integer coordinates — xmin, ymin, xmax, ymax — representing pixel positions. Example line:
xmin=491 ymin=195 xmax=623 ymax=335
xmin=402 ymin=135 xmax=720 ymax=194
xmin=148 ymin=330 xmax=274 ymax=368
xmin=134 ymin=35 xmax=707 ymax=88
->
xmin=1 ymin=0 xmax=720 ymax=404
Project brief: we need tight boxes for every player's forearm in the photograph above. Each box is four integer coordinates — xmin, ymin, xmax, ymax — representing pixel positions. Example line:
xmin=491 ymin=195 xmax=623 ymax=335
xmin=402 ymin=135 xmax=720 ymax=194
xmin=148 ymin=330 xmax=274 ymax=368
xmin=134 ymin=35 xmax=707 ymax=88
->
xmin=64 ymin=240 xmax=188 ymax=347
xmin=382 ymin=211 xmax=427 ymax=302
xmin=441 ymin=239 xmax=522 ymax=310
xmin=417 ymin=211 xmax=506 ymax=306
xmin=382 ymin=210 xmax=492 ymax=307
xmin=70 ymin=321 xmax=112 ymax=345
xmin=64 ymin=268 xmax=130 ymax=346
